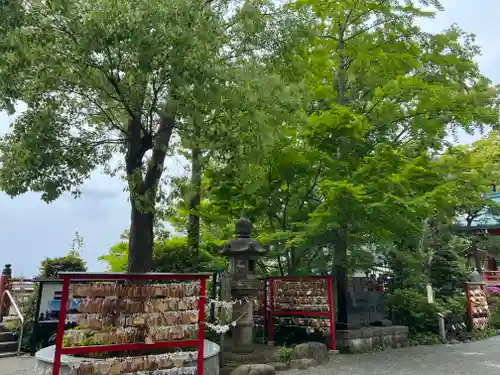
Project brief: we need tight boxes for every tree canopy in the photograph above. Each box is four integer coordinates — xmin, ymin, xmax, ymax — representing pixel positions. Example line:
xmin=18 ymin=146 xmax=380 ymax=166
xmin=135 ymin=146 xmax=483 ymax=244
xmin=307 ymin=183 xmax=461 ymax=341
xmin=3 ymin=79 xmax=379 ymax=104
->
xmin=39 ymin=232 xmax=87 ymax=277
xmin=1 ymin=0 xmax=500 ymax=280
xmin=0 ymin=0 xmax=301 ymax=271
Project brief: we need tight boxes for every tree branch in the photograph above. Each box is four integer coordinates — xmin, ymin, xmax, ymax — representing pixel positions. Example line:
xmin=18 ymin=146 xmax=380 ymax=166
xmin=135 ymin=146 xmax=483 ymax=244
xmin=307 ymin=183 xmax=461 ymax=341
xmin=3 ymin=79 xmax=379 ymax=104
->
xmin=299 ymin=165 xmax=321 ymax=211
xmin=65 ymin=87 xmax=129 ymax=137
xmin=143 ymin=111 xmax=176 ymax=191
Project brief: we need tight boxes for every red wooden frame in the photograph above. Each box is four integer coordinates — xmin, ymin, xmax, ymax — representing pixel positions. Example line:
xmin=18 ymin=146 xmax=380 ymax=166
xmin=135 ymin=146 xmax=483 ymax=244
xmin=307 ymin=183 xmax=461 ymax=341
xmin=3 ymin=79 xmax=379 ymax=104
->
xmin=465 ymin=281 xmax=487 ymax=330
xmin=52 ymin=272 xmax=210 ymax=375
xmin=263 ymin=276 xmax=336 ymax=351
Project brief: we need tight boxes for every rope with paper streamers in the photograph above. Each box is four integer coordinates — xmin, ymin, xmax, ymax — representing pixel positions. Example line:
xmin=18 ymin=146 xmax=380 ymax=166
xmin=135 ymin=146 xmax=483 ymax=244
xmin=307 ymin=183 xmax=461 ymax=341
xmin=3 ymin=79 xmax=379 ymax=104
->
xmin=204 ymin=296 xmax=253 ymax=311
xmin=204 ymin=271 xmax=248 ymax=335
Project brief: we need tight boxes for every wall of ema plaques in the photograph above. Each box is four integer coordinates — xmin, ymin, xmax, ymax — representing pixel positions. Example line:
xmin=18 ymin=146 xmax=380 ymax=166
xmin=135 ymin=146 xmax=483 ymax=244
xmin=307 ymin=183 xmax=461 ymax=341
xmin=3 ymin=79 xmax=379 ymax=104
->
xmin=60 ymin=280 xmax=205 ymax=375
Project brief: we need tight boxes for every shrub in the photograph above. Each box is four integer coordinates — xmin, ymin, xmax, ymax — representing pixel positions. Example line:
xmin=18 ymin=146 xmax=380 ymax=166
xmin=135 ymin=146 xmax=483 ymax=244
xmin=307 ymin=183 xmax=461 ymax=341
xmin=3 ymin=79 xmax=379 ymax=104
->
xmin=40 ymin=250 xmax=87 ymax=278
xmin=271 ymin=346 xmax=294 ymax=363
xmin=385 ymin=289 xmax=441 ymax=334
xmin=438 ymin=295 xmax=468 ymax=341
xmin=410 ymin=332 xmax=441 ymax=346
xmin=40 ymin=233 xmax=87 ymax=277
xmin=486 ymin=290 xmax=500 ymax=329
xmin=470 ymin=328 xmax=497 ymax=340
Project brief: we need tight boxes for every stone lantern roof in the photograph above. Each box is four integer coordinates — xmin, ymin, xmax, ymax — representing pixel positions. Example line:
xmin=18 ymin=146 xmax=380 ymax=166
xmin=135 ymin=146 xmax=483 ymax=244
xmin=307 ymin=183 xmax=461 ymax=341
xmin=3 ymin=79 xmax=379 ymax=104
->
xmin=221 ymin=218 xmax=268 ymax=256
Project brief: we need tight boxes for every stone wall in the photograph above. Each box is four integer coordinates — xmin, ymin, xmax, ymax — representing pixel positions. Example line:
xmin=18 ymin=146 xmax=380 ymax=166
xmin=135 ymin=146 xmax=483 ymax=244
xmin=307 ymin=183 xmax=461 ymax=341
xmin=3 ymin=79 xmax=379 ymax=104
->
xmin=335 ymin=326 xmax=409 ymax=353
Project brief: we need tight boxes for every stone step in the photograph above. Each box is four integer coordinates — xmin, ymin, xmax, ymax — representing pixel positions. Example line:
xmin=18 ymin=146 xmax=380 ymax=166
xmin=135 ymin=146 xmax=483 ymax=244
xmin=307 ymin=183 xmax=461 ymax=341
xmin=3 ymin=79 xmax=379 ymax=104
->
xmin=0 ymin=332 xmax=17 ymax=343
xmin=0 ymin=341 xmax=19 ymax=353
xmin=2 ymin=316 xmax=19 ymax=323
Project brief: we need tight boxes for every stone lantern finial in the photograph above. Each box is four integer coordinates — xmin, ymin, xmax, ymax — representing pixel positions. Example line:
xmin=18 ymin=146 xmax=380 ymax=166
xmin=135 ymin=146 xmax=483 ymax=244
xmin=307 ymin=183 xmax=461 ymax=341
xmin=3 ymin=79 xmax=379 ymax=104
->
xmin=235 ymin=217 xmax=252 ymax=238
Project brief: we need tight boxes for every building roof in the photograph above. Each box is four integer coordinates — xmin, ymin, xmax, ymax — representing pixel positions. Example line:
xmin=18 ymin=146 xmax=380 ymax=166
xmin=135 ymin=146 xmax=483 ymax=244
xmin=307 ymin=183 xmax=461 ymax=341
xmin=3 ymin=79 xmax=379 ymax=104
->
xmin=454 ymin=192 xmax=500 ymax=231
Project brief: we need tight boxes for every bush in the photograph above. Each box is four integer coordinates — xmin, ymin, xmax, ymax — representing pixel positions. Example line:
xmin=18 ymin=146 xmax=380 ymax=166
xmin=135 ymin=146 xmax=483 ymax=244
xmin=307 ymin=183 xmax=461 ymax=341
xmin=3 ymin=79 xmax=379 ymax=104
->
xmin=437 ymin=295 xmax=468 ymax=341
xmin=486 ymin=289 xmax=500 ymax=329
xmin=439 ymin=295 xmax=467 ymax=318
xmin=409 ymin=332 xmax=441 ymax=346
xmin=40 ymin=233 xmax=87 ymax=277
xmin=385 ymin=289 xmax=441 ymax=334
xmin=271 ymin=346 xmax=293 ymax=363
xmin=152 ymin=237 xmax=226 ymax=273
xmin=40 ymin=251 xmax=87 ymax=278
xmin=471 ymin=327 xmax=497 ymax=340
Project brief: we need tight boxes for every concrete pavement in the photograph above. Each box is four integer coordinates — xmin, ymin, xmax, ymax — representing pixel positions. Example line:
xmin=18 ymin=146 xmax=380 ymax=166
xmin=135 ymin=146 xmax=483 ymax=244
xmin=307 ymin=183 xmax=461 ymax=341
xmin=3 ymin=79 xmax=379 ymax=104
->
xmin=2 ymin=337 xmax=500 ymax=375
xmin=282 ymin=336 xmax=500 ymax=375
xmin=0 ymin=355 xmax=35 ymax=375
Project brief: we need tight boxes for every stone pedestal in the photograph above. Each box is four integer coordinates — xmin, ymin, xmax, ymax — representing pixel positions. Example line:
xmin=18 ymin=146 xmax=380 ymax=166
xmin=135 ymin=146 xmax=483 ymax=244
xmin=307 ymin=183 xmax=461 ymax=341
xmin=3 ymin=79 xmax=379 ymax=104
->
xmin=232 ymin=300 xmax=254 ymax=348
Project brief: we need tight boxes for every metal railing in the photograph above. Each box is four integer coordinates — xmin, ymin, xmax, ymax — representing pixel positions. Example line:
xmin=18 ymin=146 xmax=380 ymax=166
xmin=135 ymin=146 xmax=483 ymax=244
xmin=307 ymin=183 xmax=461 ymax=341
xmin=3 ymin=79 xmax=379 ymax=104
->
xmin=1 ymin=290 xmax=24 ymax=356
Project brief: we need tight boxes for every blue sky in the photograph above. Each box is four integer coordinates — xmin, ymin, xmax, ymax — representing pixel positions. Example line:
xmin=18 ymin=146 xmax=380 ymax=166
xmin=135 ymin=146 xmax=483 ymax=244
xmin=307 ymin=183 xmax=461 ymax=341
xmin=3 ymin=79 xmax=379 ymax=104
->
xmin=0 ymin=0 xmax=498 ymax=277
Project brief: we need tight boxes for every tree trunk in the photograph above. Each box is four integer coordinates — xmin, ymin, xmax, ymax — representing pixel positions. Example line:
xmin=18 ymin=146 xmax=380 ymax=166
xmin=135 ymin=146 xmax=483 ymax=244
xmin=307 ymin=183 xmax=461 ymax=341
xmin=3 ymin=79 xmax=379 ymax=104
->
xmin=333 ymin=28 xmax=349 ymax=330
xmin=472 ymin=236 xmax=482 ymax=273
xmin=125 ymin=112 xmax=175 ymax=273
xmin=466 ymin=217 xmax=482 ymax=274
xmin=187 ymin=145 xmax=202 ymax=254
xmin=127 ymin=198 xmax=155 ymax=272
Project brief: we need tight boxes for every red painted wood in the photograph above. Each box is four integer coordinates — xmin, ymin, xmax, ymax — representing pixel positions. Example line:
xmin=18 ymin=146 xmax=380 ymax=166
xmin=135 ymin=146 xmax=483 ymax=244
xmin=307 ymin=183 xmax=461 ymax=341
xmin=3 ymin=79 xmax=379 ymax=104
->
xmin=52 ymin=273 xmax=208 ymax=375
xmin=264 ymin=276 xmax=336 ymax=351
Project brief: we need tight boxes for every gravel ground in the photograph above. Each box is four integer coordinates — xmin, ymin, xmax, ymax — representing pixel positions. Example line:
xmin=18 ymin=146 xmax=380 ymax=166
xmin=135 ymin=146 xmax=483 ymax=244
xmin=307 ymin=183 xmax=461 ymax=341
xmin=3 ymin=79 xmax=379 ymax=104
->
xmin=3 ymin=337 xmax=500 ymax=375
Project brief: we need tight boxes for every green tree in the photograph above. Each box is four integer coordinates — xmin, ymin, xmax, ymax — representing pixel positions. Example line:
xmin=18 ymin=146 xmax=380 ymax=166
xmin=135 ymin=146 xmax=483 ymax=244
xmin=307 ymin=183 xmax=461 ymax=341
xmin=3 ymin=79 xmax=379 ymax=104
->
xmin=168 ymin=3 xmax=308 ymax=255
xmin=99 ymin=236 xmax=226 ymax=273
xmin=294 ymin=0 xmax=500 ymax=327
xmin=0 ymin=0 xmax=298 ymax=271
xmin=40 ymin=232 xmax=87 ymax=277
xmin=386 ymin=132 xmax=500 ymax=293
xmin=196 ymin=0 xmax=500 ymax=326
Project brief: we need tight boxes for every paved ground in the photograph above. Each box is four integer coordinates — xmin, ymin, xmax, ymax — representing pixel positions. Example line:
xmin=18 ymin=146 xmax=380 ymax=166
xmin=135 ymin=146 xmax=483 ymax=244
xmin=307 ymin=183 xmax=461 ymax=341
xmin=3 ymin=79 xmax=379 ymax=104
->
xmin=3 ymin=337 xmax=500 ymax=375
xmin=0 ymin=355 xmax=35 ymax=375
xmin=282 ymin=336 xmax=500 ymax=375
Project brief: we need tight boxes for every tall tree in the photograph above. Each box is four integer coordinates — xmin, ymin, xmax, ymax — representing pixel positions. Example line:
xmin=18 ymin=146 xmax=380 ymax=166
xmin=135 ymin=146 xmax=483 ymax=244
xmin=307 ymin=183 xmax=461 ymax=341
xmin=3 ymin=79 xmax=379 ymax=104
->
xmin=198 ymin=0 xmax=500 ymax=326
xmin=0 ymin=0 xmax=297 ymax=271
xmin=166 ymin=2 xmax=308 ymax=254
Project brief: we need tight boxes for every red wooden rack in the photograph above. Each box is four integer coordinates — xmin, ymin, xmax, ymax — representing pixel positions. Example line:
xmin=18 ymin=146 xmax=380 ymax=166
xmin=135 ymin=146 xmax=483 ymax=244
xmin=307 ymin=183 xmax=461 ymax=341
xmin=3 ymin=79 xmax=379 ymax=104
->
xmin=52 ymin=272 xmax=210 ymax=375
xmin=465 ymin=281 xmax=489 ymax=331
xmin=263 ymin=275 xmax=336 ymax=351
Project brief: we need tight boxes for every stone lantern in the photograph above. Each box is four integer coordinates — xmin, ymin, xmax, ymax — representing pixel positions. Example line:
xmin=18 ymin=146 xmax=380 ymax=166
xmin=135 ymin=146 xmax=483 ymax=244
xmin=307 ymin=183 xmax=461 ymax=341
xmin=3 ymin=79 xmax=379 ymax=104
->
xmin=222 ymin=218 xmax=268 ymax=348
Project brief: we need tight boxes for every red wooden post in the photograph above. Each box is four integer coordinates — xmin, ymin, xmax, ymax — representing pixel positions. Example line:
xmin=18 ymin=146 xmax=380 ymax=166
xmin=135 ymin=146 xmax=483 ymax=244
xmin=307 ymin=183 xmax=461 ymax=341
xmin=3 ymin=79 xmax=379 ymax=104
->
xmin=465 ymin=283 xmax=474 ymax=329
xmin=263 ymin=279 xmax=268 ymax=343
xmin=197 ymin=277 xmax=206 ymax=375
xmin=52 ymin=277 xmax=69 ymax=375
xmin=268 ymin=279 xmax=275 ymax=344
xmin=0 ymin=264 xmax=12 ymax=323
xmin=51 ymin=272 xmax=209 ymax=375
